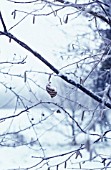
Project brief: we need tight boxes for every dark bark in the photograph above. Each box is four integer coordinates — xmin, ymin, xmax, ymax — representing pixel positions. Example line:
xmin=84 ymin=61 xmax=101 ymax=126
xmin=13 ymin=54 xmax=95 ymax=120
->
xmin=0 ymin=31 xmax=111 ymax=109
xmin=0 ymin=12 xmax=7 ymax=32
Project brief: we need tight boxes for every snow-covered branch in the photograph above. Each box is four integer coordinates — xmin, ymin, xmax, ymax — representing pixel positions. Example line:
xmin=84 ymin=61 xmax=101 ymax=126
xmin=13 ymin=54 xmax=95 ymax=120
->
xmin=0 ymin=30 xmax=111 ymax=109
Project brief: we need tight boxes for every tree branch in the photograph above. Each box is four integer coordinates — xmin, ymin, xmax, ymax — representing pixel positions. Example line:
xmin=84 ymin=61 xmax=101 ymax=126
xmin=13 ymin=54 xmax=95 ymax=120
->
xmin=0 ymin=11 xmax=7 ymax=32
xmin=0 ymin=31 xmax=111 ymax=109
xmin=55 ymin=0 xmax=111 ymax=26
xmin=7 ymin=0 xmax=37 ymax=3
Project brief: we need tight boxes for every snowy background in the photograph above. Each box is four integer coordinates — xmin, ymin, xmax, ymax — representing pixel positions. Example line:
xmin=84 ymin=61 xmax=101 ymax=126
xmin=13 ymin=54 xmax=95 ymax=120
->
xmin=0 ymin=0 xmax=111 ymax=170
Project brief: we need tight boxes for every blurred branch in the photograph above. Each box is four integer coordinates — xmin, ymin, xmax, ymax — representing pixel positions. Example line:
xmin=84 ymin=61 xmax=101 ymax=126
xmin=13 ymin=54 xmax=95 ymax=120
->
xmin=51 ymin=0 xmax=111 ymax=26
xmin=7 ymin=0 xmax=111 ymax=26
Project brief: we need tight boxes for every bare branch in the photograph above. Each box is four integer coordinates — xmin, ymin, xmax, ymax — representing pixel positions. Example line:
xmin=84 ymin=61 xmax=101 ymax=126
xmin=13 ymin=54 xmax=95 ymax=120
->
xmin=0 ymin=31 xmax=111 ymax=109
xmin=55 ymin=0 xmax=111 ymax=26
xmin=0 ymin=11 xmax=7 ymax=32
xmin=7 ymin=0 xmax=38 ymax=3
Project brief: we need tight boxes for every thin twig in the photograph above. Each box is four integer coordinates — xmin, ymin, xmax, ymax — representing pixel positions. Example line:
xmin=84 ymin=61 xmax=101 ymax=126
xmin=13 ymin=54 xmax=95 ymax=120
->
xmin=0 ymin=31 xmax=111 ymax=109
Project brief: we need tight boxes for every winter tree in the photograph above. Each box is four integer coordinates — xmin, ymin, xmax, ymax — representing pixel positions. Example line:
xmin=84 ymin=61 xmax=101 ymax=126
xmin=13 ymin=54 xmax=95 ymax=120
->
xmin=0 ymin=0 xmax=111 ymax=169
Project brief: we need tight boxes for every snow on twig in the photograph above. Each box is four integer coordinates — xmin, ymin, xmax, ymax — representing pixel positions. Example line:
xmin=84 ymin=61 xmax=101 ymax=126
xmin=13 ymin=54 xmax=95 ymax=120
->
xmin=0 ymin=30 xmax=111 ymax=109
